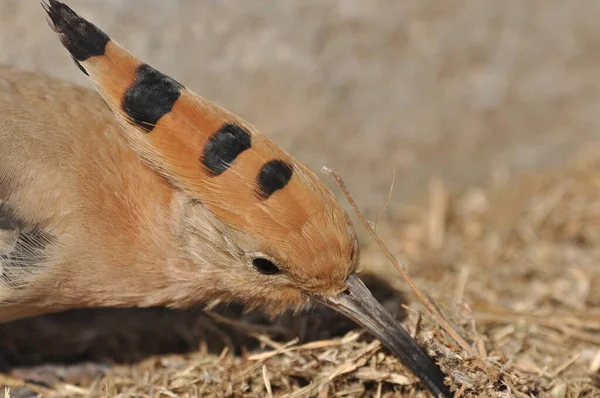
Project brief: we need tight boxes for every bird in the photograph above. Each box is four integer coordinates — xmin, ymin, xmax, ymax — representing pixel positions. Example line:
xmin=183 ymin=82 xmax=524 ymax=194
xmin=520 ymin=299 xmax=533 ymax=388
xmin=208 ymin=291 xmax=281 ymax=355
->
xmin=0 ymin=1 xmax=451 ymax=396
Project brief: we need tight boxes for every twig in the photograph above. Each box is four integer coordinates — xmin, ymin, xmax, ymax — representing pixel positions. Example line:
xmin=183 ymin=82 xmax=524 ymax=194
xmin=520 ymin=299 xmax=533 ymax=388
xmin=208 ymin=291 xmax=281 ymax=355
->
xmin=251 ymin=333 xmax=297 ymax=359
xmin=0 ymin=375 xmax=54 ymax=396
xmin=454 ymin=265 xmax=471 ymax=304
xmin=427 ymin=177 xmax=448 ymax=250
xmin=589 ymin=350 xmax=600 ymax=373
xmin=248 ymin=332 xmax=362 ymax=361
xmin=322 ymin=167 xmax=476 ymax=358
xmin=237 ymin=338 xmax=300 ymax=378
xmin=548 ymin=353 xmax=581 ymax=378
xmin=373 ymin=170 xmax=396 ymax=230
xmin=205 ymin=311 xmax=291 ymax=337
xmin=375 ymin=382 xmax=382 ymax=398
xmin=287 ymin=341 xmax=380 ymax=398
xmin=262 ymin=365 xmax=274 ymax=398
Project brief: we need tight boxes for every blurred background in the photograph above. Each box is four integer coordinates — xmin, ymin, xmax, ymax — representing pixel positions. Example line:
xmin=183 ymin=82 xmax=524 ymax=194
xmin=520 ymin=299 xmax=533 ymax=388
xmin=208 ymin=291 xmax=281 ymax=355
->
xmin=2 ymin=0 xmax=600 ymax=217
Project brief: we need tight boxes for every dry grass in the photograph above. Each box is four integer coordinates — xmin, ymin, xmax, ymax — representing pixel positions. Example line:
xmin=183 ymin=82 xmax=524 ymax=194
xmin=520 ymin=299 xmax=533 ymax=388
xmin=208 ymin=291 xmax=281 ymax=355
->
xmin=2 ymin=147 xmax=600 ymax=397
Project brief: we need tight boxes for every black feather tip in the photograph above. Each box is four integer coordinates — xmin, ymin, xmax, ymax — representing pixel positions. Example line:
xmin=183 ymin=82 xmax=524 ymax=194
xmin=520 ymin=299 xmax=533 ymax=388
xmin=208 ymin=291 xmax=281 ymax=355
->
xmin=42 ymin=0 xmax=110 ymax=62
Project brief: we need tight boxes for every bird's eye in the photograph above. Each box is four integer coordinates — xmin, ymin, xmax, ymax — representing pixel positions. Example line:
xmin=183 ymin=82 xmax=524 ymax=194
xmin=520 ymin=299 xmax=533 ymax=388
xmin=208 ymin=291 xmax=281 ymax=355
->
xmin=252 ymin=258 xmax=280 ymax=275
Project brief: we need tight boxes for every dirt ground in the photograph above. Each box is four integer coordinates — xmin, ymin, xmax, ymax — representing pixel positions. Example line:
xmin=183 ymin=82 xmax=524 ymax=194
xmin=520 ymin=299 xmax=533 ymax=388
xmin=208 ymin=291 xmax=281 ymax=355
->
xmin=0 ymin=1 xmax=599 ymax=397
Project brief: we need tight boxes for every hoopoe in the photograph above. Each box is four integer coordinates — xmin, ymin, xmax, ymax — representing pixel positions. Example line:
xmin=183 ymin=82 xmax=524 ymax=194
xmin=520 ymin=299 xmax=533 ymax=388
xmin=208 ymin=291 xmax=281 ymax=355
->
xmin=0 ymin=1 xmax=451 ymax=396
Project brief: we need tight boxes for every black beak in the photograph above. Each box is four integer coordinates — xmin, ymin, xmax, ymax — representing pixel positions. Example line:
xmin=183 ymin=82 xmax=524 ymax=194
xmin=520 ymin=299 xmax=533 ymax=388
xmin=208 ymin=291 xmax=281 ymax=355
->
xmin=314 ymin=274 xmax=452 ymax=397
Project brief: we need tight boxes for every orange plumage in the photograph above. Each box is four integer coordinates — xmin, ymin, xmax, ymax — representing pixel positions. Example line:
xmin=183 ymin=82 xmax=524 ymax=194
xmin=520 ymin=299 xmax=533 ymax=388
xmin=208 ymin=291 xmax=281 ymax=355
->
xmin=0 ymin=2 xmax=451 ymax=395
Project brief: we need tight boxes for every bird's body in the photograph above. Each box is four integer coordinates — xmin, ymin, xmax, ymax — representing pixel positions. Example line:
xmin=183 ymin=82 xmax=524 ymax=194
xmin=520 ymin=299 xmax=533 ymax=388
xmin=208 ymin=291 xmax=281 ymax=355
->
xmin=0 ymin=65 xmax=183 ymax=320
xmin=0 ymin=2 xmax=452 ymax=396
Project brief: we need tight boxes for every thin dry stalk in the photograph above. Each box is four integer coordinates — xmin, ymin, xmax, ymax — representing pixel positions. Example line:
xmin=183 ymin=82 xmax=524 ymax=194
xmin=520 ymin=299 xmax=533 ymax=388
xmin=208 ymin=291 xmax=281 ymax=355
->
xmin=428 ymin=177 xmax=448 ymax=250
xmin=206 ymin=311 xmax=290 ymax=336
xmin=323 ymin=167 xmax=477 ymax=359
xmin=251 ymin=334 xmax=297 ymax=359
xmin=373 ymin=170 xmax=396 ymax=230
xmin=287 ymin=341 xmax=380 ymax=398
xmin=0 ymin=375 xmax=54 ymax=396
xmin=237 ymin=337 xmax=300 ymax=378
xmin=589 ymin=350 xmax=600 ymax=373
xmin=548 ymin=353 xmax=581 ymax=378
xmin=454 ymin=266 xmax=471 ymax=304
xmin=262 ymin=365 xmax=274 ymax=398
xmin=249 ymin=331 xmax=362 ymax=361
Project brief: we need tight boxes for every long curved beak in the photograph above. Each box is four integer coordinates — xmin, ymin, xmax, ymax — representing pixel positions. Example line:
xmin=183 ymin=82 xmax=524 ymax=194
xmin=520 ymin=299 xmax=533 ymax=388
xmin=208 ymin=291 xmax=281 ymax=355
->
xmin=313 ymin=274 xmax=452 ymax=398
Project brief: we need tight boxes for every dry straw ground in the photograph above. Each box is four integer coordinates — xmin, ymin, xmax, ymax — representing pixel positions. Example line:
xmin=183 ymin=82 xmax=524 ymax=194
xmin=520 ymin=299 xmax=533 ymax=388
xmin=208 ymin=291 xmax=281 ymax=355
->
xmin=1 ymin=145 xmax=599 ymax=397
